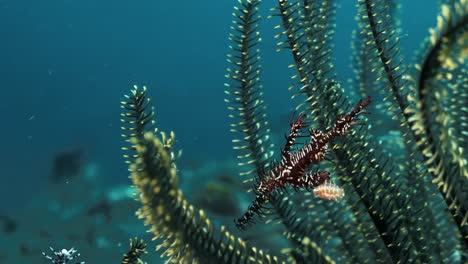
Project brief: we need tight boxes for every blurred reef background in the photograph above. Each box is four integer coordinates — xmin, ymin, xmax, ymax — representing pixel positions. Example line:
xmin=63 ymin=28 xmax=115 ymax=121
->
xmin=0 ymin=0 xmax=466 ymax=263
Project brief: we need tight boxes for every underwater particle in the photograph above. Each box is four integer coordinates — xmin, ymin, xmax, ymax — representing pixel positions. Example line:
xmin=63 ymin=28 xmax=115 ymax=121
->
xmin=313 ymin=181 xmax=345 ymax=201
xmin=41 ymin=246 xmax=85 ymax=264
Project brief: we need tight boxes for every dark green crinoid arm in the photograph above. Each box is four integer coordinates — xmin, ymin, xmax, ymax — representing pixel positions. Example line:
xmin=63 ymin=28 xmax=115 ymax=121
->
xmin=121 ymin=85 xmax=156 ymax=165
xmin=224 ymin=0 xmax=273 ymax=180
xmin=272 ymin=0 xmax=462 ymax=262
xmin=406 ymin=0 xmax=468 ymax=242
xmin=224 ymin=2 xmax=334 ymax=261
xmin=356 ymin=0 xmax=467 ymax=244
xmin=357 ymin=0 xmax=409 ymax=114
xmin=272 ymin=1 xmax=404 ymax=263
xmin=121 ymin=86 xmax=285 ymax=263
xmin=117 ymin=0 xmax=468 ymax=262
xmin=353 ymin=0 xmax=461 ymax=261
xmin=121 ymin=238 xmax=147 ymax=264
xmin=274 ymin=0 xmax=338 ymax=125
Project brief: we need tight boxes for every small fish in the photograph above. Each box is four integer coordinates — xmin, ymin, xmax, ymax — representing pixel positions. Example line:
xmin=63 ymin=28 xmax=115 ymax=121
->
xmin=313 ymin=181 xmax=345 ymax=201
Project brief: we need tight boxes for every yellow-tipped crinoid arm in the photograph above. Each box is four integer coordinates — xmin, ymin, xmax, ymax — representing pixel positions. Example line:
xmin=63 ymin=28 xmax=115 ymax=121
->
xmin=121 ymin=85 xmax=284 ymax=263
xmin=129 ymin=132 xmax=284 ymax=263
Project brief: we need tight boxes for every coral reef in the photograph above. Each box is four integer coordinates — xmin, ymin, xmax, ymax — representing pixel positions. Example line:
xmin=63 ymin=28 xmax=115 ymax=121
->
xmin=120 ymin=0 xmax=467 ymax=263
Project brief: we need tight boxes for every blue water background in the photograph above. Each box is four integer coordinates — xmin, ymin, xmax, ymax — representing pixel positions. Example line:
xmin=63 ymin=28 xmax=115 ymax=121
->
xmin=0 ymin=0 xmax=437 ymax=212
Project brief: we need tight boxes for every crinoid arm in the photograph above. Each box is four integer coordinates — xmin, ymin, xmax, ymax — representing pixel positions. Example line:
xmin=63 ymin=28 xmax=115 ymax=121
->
xmin=121 ymin=237 xmax=147 ymax=264
xmin=122 ymin=86 xmax=284 ymax=263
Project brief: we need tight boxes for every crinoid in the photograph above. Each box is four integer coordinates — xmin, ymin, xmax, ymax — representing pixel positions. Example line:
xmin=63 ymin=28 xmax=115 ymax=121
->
xmin=234 ymin=97 xmax=371 ymax=230
xmin=120 ymin=0 xmax=467 ymax=263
